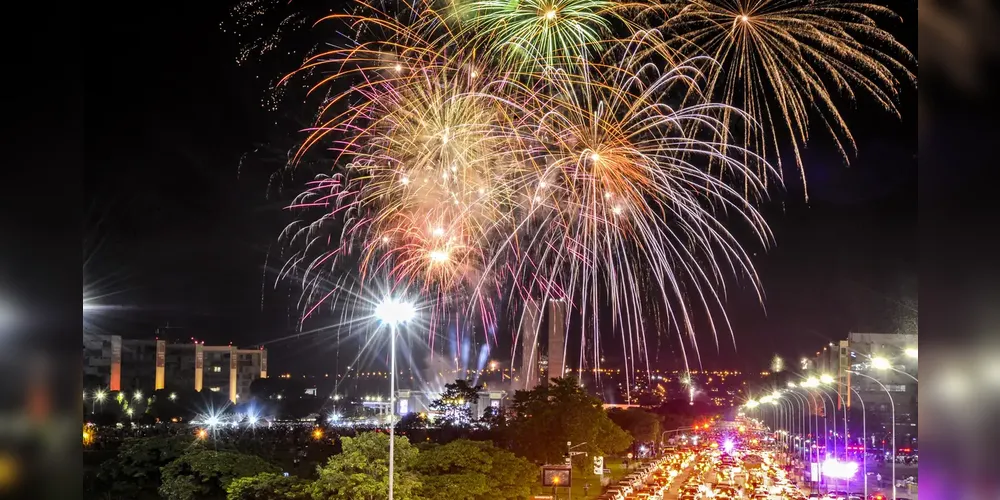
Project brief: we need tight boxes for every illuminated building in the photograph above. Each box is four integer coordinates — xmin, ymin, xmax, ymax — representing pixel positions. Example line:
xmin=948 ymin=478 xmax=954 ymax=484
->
xmin=83 ymin=332 xmax=268 ymax=403
xmin=805 ymin=332 xmax=918 ymax=449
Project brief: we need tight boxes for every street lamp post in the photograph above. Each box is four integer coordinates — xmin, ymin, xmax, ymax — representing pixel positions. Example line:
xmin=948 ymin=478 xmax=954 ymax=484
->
xmin=375 ymin=297 xmax=416 ymax=500
xmin=844 ymin=384 xmax=868 ymax=498
xmin=849 ymin=370 xmax=895 ymax=500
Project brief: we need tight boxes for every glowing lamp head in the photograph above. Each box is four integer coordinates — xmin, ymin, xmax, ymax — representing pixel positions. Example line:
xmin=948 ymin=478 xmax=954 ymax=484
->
xmin=904 ymin=348 xmax=917 ymax=359
xmin=375 ymin=298 xmax=416 ymax=326
xmin=744 ymin=399 xmax=759 ymax=409
xmin=770 ymin=391 xmax=782 ymax=400
xmin=95 ymin=390 xmax=107 ymax=402
xmin=787 ymin=382 xmax=797 ymax=388
xmin=820 ymin=374 xmax=835 ymax=384
xmin=133 ymin=390 xmax=143 ymax=402
xmin=871 ymin=357 xmax=892 ymax=370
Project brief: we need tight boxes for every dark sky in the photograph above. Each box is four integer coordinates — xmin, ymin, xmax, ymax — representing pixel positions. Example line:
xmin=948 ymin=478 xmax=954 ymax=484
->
xmin=84 ymin=1 xmax=917 ymax=376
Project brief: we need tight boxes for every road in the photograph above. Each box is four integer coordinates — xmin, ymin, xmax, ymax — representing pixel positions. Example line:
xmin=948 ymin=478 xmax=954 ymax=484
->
xmin=658 ymin=456 xmax=697 ymax=500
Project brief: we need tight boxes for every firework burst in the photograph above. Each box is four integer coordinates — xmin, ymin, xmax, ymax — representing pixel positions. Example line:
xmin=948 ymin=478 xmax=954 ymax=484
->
xmin=275 ymin=0 xmax=777 ymax=377
xmin=660 ymin=0 xmax=916 ymax=199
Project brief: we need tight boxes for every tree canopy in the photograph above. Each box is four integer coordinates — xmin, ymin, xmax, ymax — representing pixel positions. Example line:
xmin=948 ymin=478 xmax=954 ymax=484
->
xmin=506 ymin=376 xmax=632 ymax=465
xmin=93 ymin=435 xmax=194 ymax=499
xmin=412 ymin=439 xmax=538 ymax=500
xmin=607 ymin=407 xmax=662 ymax=444
xmin=429 ymin=379 xmax=481 ymax=427
xmin=225 ymin=472 xmax=311 ymax=500
xmin=158 ymin=450 xmax=277 ymax=500
xmin=309 ymin=431 xmax=422 ymax=500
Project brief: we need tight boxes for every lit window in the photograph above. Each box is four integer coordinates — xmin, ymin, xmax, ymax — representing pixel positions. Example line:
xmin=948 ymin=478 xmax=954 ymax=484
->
xmin=212 ymin=366 xmax=221 ymax=373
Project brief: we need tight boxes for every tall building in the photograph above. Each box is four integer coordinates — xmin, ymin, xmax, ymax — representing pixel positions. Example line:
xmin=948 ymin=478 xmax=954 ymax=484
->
xmin=547 ymin=299 xmax=567 ymax=380
xmin=807 ymin=332 xmax=918 ymax=450
xmin=519 ymin=299 xmax=541 ymax=390
xmin=83 ymin=332 xmax=268 ymax=403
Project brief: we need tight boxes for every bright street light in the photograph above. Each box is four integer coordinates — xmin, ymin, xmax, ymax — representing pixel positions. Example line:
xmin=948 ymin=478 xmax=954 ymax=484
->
xmin=95 ymin=390 xmax=106 ymax=402
xmin=745 ymin=399 xmax=759 ymax=409
xmin=820 ymin=374 xmax=835 ymax=384
xmin=375 ymin=296 xmax=416 ymax=500
xmin=375 ymin=298 xmax=415 ymax=326
xmin=870 ymin=356 xmax=892 ymax=370
xmin=133 ymin=390 xmax=143 ymax=402
xmin=904 ymin=348 xmax=917 ymax=359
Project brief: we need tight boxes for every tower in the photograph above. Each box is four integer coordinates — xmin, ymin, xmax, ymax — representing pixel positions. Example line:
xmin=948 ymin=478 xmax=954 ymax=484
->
xmin=154 ymin=340 xmax=166 ymax=390
xmin=194 ymin=343 xmax=204 ymax=392
xmin=229 ymin=345 xmax=238 ymax=404
xmin=547 ymin=300 xmax=566 ymax=383
xmin=519 ymin=299 xmax=542 ymax=390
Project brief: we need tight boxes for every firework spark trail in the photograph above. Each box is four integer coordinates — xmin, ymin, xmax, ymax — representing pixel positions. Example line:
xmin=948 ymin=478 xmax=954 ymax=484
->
xmin=659 ymin=0 xmax=916 ymax=200
xmin=269 ymin=0 xmax=786 ymax=386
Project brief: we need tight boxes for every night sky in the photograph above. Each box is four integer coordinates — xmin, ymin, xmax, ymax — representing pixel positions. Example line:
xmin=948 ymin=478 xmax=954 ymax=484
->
xmin=84 ymin=1 xmax=917 ymax=376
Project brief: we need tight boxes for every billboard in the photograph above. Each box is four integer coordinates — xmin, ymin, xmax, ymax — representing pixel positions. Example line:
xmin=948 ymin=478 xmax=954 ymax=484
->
xmin=541 ymin=465 xmax=571 ymax=487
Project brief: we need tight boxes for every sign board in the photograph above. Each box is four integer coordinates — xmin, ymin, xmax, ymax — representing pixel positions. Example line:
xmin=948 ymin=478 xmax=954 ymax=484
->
xmin=593 ymin=456 xmax=604 ymax=475
xmin=541 ymin=465 xmax=571 ymax=487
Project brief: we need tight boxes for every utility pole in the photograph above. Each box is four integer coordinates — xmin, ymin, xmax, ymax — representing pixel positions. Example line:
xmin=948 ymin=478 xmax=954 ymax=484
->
xmin=566 ymin=441 xmax=588 ymax=500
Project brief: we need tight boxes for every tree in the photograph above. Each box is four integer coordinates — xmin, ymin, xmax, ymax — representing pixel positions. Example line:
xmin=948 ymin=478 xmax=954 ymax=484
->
xmin=429 ymin=379 xmax=481 ymax=427
xmin=309 ymin=431 xmax=422 ymax=500
xmin=412 ymin=440 xmax=538 ymax=500
xmin=506 ymin=376 xmax=632 ymax=465
xmin=226 ymin=473 xmax=311 ymax=500
xmin=93 ymin=435 xmax=193 ymax=499
xmin=607 ymin=408 xmax=662 ymax=445
xmin=158 ymin=450 xmax=278 ymax=500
